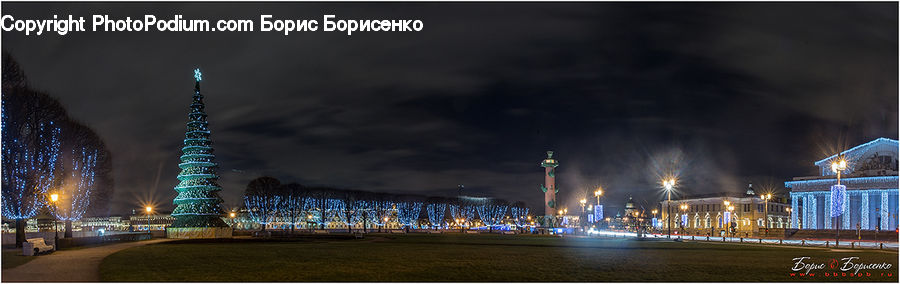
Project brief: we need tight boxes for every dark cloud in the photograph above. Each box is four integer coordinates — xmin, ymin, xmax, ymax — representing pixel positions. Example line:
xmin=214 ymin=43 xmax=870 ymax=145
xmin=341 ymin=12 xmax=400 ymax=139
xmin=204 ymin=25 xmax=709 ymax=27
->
xmin=2 ymin=2 xmax=896 ymax=216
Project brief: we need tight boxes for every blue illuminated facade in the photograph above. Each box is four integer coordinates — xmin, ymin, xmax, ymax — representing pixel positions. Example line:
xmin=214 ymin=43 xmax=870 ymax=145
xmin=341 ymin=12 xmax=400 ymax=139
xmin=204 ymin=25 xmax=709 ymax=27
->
xmin=785 ymin=138 xmax=898 ymax=231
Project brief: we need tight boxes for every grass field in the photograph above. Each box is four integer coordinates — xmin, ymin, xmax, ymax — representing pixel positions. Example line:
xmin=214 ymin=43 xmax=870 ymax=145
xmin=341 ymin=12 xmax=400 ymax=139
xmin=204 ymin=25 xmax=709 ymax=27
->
xmin=1 ymin=250 xmax=37 ymax=269
xmin=99 ymin=234 xmax=898 ymax=282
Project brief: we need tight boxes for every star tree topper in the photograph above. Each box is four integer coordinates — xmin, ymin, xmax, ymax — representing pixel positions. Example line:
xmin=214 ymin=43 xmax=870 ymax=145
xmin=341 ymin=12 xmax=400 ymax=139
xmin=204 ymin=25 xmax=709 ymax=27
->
xmin=194 ymin=68 xmax=202 ymax=82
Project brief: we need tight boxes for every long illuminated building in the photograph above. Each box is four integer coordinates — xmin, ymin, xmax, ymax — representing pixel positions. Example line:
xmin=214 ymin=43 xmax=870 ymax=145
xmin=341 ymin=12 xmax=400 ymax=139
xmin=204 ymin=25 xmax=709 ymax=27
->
xmin=785 ymin=138 xmax=898 ymax=231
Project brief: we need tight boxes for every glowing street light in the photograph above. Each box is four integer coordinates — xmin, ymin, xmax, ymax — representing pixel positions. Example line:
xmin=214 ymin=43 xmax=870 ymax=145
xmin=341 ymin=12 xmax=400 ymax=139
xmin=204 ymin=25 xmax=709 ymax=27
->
xmin=594 ymin=187 xmax=603 ymax=205
xmin=832 ymin=159 xmax=847 ymax=184
xmin=761 ymin=193 xmax=772 ymax=237
xmin=579 ymin=198 xmax=588 ymax=234
xmin=49 ymin=193 xmax=59 ymax=250
xmin=786 ymin=207 xmax=792 ymax=228
xmin=662 ymin=177 xmax=676 ymax=239
xmin=726 ymin=204 xmax=735 ymax=239
xmin=145 ymin=206 xmax=153 ymax=233
xmin=831 ymin=158 xmax=848 ymax=246
xmin=679 ymin=204 xmax=688 ymax=238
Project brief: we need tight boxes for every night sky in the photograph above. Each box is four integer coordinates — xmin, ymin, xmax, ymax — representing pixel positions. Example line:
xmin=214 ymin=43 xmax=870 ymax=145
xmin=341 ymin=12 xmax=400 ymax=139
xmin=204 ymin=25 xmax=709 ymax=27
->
xmin=3 ymin=2 xmax=897 ymax=216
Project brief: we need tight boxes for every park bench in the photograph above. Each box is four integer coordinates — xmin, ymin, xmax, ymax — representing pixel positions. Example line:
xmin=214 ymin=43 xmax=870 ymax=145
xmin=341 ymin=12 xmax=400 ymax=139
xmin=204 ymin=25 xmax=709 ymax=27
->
xmin=466 ymin=230 xmax=479 ymax=234
xmin=313 ymin=230 xmax=329 ymax=234
xmin=23 ymin=238 xmax=54 ymax=256
xmin=502 ymin=231 xmax=516 ymax=235
xmin=428 ymin=230 xmax=442 ymax=234
xmin=390 ymin=230 xmax=405 ymax=234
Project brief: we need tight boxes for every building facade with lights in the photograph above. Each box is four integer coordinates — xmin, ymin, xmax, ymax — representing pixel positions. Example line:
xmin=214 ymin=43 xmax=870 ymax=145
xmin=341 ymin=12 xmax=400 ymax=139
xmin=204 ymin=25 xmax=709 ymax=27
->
xmin=785 ymin=137 xmax=899 ymax=231
xmin=659 ymin=187 xmax=790 ymax=237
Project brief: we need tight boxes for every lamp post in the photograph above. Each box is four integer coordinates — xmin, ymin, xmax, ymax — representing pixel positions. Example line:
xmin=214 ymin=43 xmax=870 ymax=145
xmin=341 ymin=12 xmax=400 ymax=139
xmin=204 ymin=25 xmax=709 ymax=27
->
xmin=680 ymin=204 xmax=688 ymax=238
xmin=786 ymin=207 xmax=792 ymax=229
xmin=580 ymin=198 xmax=587 ymax=234
xmin=145 ymin=206 xmax=153 ymax=235
xmin=594 ymin=188 xmax=603 ymax=226
xmin=587 ymin=204 xmax=593 ymax=224
xmin=651 ymin=209 xmax=658 ymax=233
xmin=50 ymin=193 xmax=59 ymax=250
xmin=229 ymin=212 xmax=236 ymax=227
xmin=728 ymin=205 xmax=737 ymax=238
xmin=662 ymin=178 xmax=675 ymax=239
xmin=831 ymin=159 xmax=847 ymax=247
xmin=875 ymin=207 xmax=880 ymax=241
xmin=722 ymin=200 xmax=730 ymax=238
xmin=762 ymin=193 xmax=771 ymax=238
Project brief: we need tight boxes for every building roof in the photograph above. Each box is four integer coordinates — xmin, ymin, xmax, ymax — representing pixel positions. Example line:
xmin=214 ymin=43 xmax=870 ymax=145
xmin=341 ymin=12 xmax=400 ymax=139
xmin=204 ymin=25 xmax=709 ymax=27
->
xmin=679 ymin=192 xmax=755 ymax=200
xmin=813 ymin=137 xmax=898 ymax=167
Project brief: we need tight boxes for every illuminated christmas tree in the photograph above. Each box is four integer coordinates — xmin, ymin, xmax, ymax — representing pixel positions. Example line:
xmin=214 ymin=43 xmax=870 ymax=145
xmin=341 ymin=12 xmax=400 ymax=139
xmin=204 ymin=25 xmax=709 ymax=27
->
xmin=170 ymin=69 xmax=228 ymax=228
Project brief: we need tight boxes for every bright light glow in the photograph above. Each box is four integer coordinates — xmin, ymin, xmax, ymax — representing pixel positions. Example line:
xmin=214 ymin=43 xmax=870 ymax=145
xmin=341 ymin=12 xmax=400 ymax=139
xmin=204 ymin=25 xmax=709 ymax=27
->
xmin=661 ymin=177 xmax=677 ymax=192
xmin=831 ymin=158 xmax=847 ymax=173
xmin=723 ymin=200 xmax=730 ymax=206
xmin=229 ymin=212 xmax=236 ymax=218
xmin=50 ymin=194 xmax=59 ymax=202
xmin=193 ymin=68 xmax=202 ymax=82
xmin=146 ymin=206 xmax=152 ymax=213
xmin=580 ymin=199 xmax=586 ymax=205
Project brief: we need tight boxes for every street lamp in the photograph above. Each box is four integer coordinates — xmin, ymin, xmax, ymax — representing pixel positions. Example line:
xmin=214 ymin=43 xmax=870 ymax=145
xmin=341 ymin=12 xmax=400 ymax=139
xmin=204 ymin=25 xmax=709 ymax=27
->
xmin=727 ymin=205 xmax=735 ymax=239
xmin=50 ymin=193 xmax=59 ymax=250
xmin=145 ymin=206 xmax=153 ymax=234
xmin=662 ymin=178 xmax=676 ymax=239
xmin=579 ymin=199 xmax=587 ymax=233
xmin=761 ymin=193 xmax=772 ymax=237
xmin=679 ymin=204 xmax=688 ymax=238
xmin=786 ymin=207 xmax=792 ymax=228
xmin=594 ymin=187 xmax=603 ymax=205
xmin=721 ymin=200 xmax=730 ymax=238
xmin=831 ymin=158 xmax=847 ymax=246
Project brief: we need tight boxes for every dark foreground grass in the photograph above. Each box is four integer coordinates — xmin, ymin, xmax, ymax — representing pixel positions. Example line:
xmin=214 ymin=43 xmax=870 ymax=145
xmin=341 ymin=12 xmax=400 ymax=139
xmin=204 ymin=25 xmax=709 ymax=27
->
xmin=100 ymin=234 xmax=898 ymax=282
xmin=1 ymin=250 xmax=37 ymax=269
